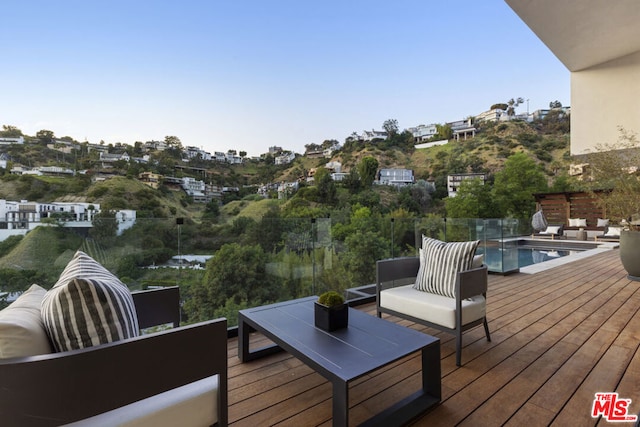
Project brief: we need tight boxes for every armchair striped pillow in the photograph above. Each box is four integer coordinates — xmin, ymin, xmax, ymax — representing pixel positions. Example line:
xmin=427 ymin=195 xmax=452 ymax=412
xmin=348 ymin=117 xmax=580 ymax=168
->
xmin=413 ymin=236 xmax=480 ymax=298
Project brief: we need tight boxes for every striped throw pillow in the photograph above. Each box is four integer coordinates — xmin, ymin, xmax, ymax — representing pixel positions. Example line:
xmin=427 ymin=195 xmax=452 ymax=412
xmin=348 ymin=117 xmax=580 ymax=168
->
xmin=41 ymin=251 xmax=139 ymax=352
xmin=413 ymin=236 xmax=480 ymax=298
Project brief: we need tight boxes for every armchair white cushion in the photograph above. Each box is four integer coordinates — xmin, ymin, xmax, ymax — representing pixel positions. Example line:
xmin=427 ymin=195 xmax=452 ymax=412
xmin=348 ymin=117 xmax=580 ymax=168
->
xmin=380 ymin=285 xmax=486 ymax=329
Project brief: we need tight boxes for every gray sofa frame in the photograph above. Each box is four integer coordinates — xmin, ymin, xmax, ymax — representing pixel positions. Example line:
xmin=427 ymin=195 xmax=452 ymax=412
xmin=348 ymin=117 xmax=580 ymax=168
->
xmin=376 ymin=256 xmax=491 ymax=366
xmin=0 ymin=286 xmax=228 ymax=427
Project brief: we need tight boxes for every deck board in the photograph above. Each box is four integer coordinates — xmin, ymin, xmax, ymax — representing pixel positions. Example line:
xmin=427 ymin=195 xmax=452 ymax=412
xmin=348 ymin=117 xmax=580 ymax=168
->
xmin=226 ymin=249 xmax=640 ymax=426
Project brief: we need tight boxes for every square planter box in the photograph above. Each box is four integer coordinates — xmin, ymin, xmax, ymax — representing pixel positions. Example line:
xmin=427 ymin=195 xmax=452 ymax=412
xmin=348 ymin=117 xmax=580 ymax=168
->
xmin=314 ymin=302 xmax=349 ymax=331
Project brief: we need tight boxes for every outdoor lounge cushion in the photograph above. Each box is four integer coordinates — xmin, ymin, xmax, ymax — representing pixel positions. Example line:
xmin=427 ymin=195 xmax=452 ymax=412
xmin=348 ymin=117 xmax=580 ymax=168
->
xmin=603 ymin=226 xmax=623 ymax=238
xmin=64 ymin=375 xmax=219 ymax=427
xmin=414 ymin=237 xmax=480 ymax=298
xmin=0 ymin=284 xmax=53 ymax=358
xmin=41 ymin=251 xmax=139 ymax=352
xmin=539 ymin=225 xmax=563 ymax=236
xmin=381 ymin=284 xmax=485 ymax=329
xmin=568 ymin=218 xmax=587 ymax=227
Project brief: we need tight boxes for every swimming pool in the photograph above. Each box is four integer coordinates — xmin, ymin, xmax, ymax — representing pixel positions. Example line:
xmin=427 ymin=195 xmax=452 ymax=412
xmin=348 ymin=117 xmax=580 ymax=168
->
xmin=477 ymin=239 xmax=599 ymax=273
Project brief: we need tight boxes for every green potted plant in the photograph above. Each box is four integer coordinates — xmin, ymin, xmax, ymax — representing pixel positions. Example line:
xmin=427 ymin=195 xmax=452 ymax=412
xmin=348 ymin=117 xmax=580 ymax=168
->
xmin=587 ymin=127 xmax=640 ymax=280
xmin=314 ymin=291 xmax=348 ymax=331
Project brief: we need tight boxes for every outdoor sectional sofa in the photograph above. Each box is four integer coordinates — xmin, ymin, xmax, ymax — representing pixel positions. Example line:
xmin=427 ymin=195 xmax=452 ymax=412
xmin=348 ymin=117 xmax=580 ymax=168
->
xmin=0 ymin=251 xmax=228 ymax=427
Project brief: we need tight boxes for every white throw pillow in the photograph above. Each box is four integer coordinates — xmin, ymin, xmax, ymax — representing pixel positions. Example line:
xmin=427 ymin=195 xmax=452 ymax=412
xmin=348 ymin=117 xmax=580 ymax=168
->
xmin=413 ymin=236 xmax=480 ymax=298
xmin=542 ymin=225 xmax=561 ymax=235
xmin=0 ymin=284 xmax=53 ymax=359
xmin=576 ymin=219 xmax=587 ymax=227
xmin=41 ymin=251 xmax=139 ymax=352
xmin=604 ymin=226 xmax=622 ymax=237
xmin=568 ymin=218 xmax=579 ymax=227
xmin=472 ymin=254 xmax=484 ymax=269
xmin=597 ymin=218 xmax=610 ymax=227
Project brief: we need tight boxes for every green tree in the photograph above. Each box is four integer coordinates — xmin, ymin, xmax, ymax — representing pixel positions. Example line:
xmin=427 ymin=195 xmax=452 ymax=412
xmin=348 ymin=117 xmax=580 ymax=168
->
xmin=314 ymin=167 xmax=336 ymax=204
xmin=341 ymin=168 xmax=361 ymax=193
xmin=434 ymin=124 xmax=453 ymax=140
xmin=493 ymin=152 xmax=548 ymax=219
xmin=445 ymin=178 xmax=500 ymax=218
xmin=357 ymin=156 xmax=379 ymax=187
xmin=0 ymin=125 xmax=23 ymax=138
xmin=397 ymin=185 xmax=432 ymax=214
xmin=382 ymin=119 xmax=399 ymax=137
xmin=185 ymin=243 xmax=283 ymax=323
xmin=36 ymin=129 xmax=55 ymax=144
xmin=203 ymin=199 xmax=220 ymax=221
xmin=506 ymin=97 xmax=525 ymax=118
xmin=89 ymin=211 xmax=118 ymax=243
xmin=164 ymin=135 xmax=182 ymax=149
xmin=342 ymin=230 xmax=388 ymax=286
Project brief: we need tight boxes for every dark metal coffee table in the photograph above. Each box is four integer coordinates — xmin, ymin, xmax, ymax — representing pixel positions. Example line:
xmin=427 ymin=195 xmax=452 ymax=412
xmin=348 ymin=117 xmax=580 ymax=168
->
xmin=238 ymin=296 xmax=441 ymax=427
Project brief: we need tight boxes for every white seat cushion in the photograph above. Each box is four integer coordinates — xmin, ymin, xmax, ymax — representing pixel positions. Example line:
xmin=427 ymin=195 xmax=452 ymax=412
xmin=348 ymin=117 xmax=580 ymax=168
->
xmin=381 ymin=285 xmax=486 ymax=330
xmin=0 ymin=284 xmax=53 ymax=358
xmin=64 ymin=376 xmax=219 ymax=427
xmin=540 ymin=225 xmax=561 ymax=235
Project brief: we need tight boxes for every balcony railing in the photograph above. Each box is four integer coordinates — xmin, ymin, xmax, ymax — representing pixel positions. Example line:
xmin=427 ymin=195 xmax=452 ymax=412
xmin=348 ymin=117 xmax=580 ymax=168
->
xmin=0 ymin=217 xmax=532 ymax=326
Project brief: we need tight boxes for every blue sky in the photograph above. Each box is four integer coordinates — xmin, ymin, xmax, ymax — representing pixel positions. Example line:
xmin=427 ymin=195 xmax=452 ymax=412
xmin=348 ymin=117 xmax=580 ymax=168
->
xmin=1 ymin=1 xmax=569 ymax=157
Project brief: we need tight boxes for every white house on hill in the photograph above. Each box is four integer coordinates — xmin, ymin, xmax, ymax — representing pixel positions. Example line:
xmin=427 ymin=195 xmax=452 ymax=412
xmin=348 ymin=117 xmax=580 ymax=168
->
xmin=0 ymin=200 xmax=136 ymax=241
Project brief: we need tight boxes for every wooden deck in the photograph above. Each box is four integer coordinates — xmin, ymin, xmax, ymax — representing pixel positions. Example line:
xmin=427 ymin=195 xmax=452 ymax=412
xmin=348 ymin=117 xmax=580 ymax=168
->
xmin=226 ymin=249 xmax=640 ymax=426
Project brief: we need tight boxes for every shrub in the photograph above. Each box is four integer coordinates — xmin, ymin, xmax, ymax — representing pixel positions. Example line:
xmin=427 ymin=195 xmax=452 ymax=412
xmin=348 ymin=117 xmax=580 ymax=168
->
xmin=318 ymin=291 xmax=344 ymax=307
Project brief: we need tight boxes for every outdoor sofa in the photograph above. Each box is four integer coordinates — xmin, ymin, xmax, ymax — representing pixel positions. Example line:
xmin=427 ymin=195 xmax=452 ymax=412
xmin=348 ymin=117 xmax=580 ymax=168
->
xmin=532 ymin=224 xmax=565 ymax=239
xmin=563 ymin=217 xmax=611 ymax=240
xmin=0 ymin=251 xmax=228 ymax=427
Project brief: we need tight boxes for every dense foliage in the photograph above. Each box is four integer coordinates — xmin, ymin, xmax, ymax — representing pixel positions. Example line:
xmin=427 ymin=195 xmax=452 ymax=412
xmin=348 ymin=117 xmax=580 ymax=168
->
xmin=0 ymin=117 xmax=575 ymax=323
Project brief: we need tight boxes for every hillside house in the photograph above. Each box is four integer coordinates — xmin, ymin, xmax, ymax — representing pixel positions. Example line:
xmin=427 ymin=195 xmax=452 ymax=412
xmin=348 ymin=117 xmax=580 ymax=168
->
xmin=184 ymin=146 xmax=212 ymax=161
xmin=275 ymin=152 xmax=295 ymax=165
xmin=449 ymin=118 xmax=477 ymax=141
xmin=0 ymin=199 xmax=135 ymax=241
xmin=143 ymin=140 xmax=167 ymax=152
xmin=377 ymin=169 xmax=414 ymax=187
xmin=226 ymin=151 xmax=243 ymax=164
xmin=47 ymin=140 xmax=80 ymax=153
xmin=408 ymin=124 xmax=438 ymax=143
xmin=0 ymin=136 xmax=24 ymax=145
xmin=139 ymin=172 xmax=162 ymax=189
xmin=475 ymin=109 xmax=505 ymax=123
xmin=360 ymin=130 xmax=388 ymax=141
xmin=99 ymin=151 xmax=130 ymax=167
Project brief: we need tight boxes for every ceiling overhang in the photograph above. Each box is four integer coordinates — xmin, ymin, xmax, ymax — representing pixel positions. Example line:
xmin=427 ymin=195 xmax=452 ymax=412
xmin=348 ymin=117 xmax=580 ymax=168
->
xmin=505 ymin=0 xmax=640 ymax=71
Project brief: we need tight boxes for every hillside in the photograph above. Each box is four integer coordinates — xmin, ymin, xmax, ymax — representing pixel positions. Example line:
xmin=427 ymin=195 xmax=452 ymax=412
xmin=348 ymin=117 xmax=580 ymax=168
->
xmin=0 ymin=117 xmax=571 ymax=224
xmin=0 ymin=227 xmax=82 ymax=282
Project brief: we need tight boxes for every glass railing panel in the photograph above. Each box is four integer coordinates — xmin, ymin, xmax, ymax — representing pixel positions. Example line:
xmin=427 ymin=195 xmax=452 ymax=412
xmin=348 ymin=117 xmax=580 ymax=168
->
xmin=466 ymin=218 xmax=524 ymax=274
xmin=0 ymin=215 xmax=535 ymax=326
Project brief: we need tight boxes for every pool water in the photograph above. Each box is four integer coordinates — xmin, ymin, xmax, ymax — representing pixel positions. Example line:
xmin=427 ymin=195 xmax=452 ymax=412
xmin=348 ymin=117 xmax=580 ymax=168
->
xmin=478 ymin=246 xmax=578 ymax=273
xmin=516 ymin=248 xmax=574 ymax=267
